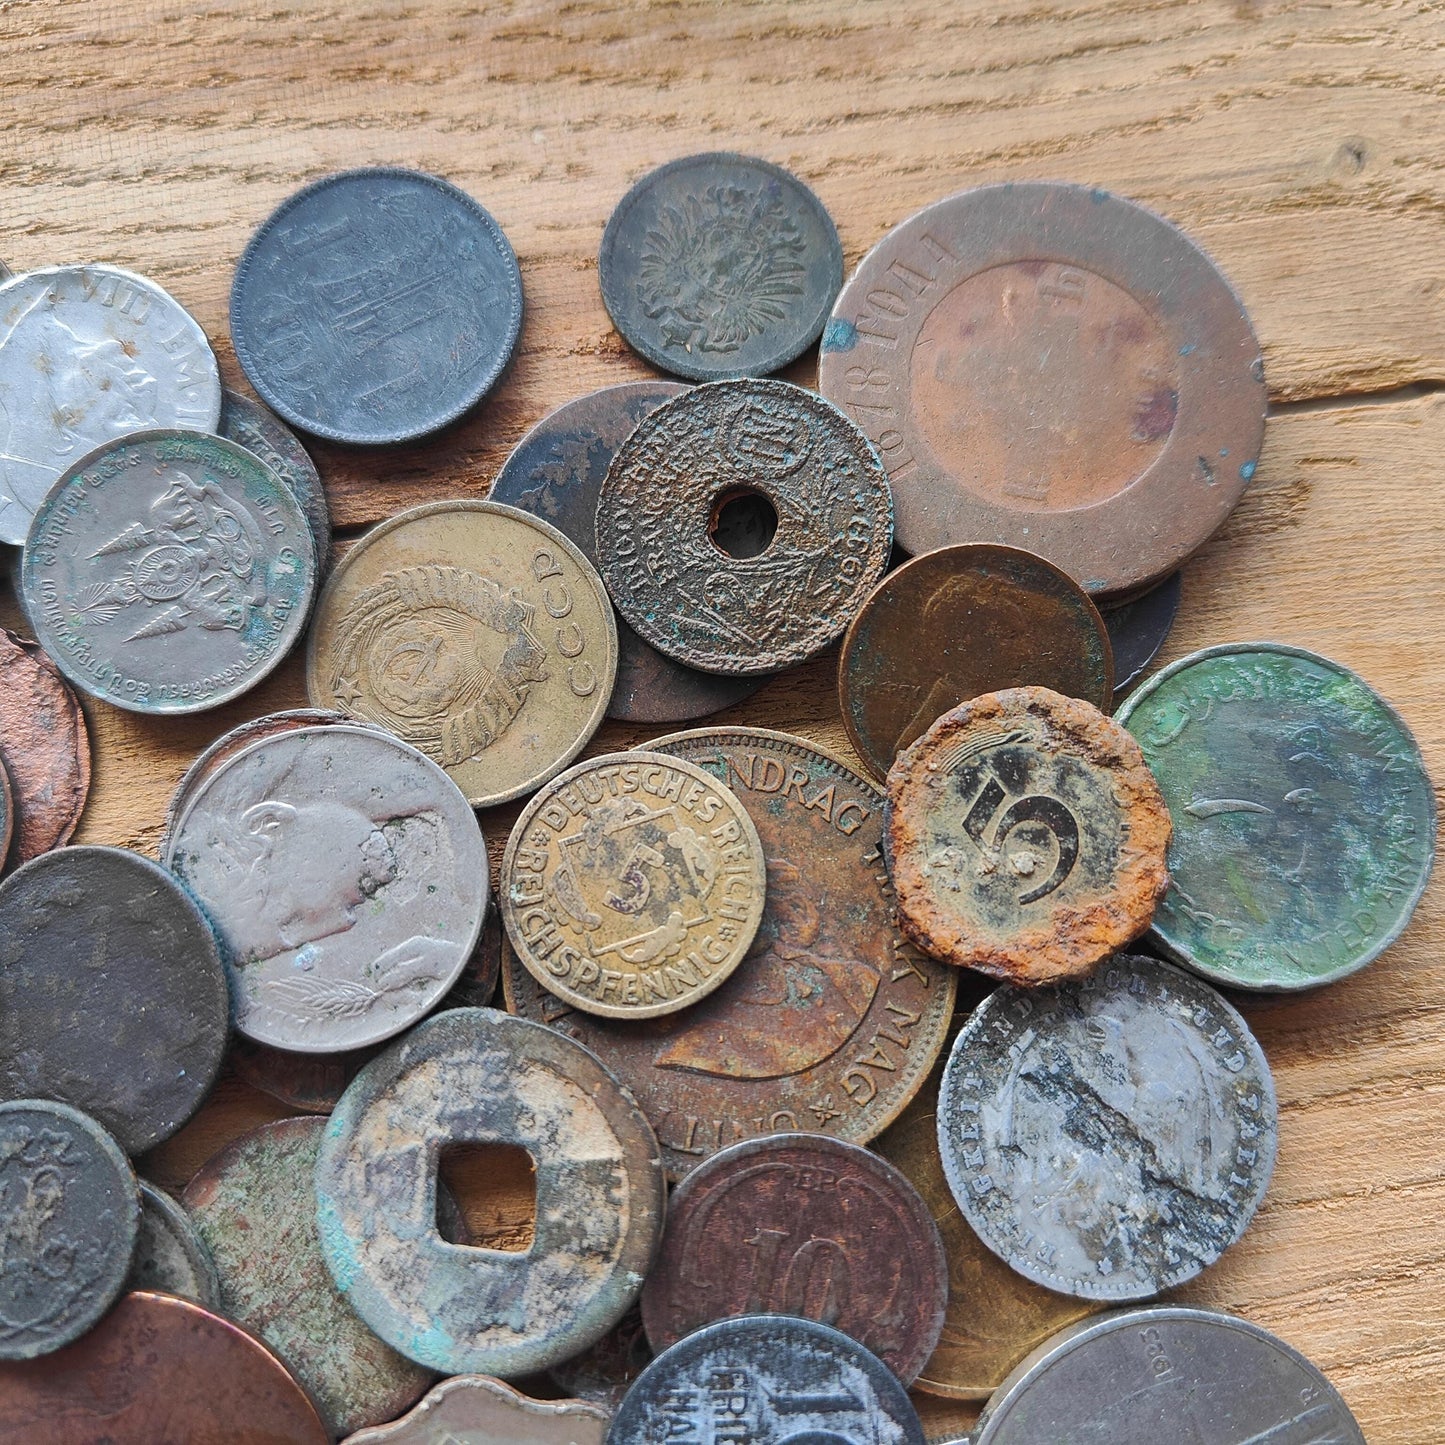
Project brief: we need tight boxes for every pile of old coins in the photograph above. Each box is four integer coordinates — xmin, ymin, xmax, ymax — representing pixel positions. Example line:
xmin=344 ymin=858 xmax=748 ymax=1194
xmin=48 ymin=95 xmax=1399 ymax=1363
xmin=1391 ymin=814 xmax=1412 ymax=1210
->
xmin=0 ymin=155 xmax=1430 ymax=1445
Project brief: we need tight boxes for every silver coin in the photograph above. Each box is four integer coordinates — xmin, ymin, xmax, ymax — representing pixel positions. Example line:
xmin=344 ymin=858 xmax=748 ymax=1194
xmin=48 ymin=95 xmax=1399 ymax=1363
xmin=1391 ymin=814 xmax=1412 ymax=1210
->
xmin=0 ymin=266 xmax=221 ymax=546
xmin=973 ymin=1305 xmax=1364 ymax=1444
xmin=164 ymin=723 xmax=489 ymax=1052
xmin=125 ymin=1179 xmax=223 ymax=1310
xmin=22 ymin=429 xmax=316 ymax=714
xmin=937 ymin=954 xmax=1277 ymax=1302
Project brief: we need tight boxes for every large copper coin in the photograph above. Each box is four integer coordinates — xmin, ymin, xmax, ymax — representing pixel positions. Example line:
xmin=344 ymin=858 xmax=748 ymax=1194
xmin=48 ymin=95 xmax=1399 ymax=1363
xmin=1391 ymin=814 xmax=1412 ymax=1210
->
xmin=640 ymin=1131 xmax=947 ymax=1384
xmin=818 ymin=182 xmax=1266 ymax=597
xmin=0 ymin=1290 xmax=330 ymax=1444
xmin=504 ymin=727 xmax=956 ymax=1181
xmin=839 ymin=544 xmax=1114 ymax=781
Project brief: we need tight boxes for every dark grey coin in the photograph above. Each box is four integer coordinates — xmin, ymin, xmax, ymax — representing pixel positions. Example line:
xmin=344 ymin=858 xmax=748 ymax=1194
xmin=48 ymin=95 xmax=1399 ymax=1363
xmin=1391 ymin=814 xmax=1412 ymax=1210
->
xmin=1100 ymin=571 xmax=1181 ymax=696
xmin=607 ymin=1314 xmax=925 ymax=1444
xmin=0 ymin=261 xmax=11 ymax=282
xmin=0 ymin=846 xmax=229 ymax=1155
xmin=125 ymin=1179 xmax=222 ymax=1309
xmin=0 ymin=1098 xmax=140 ymax=1360
xmin=600 ymin=153 xmax=844 ymax=382
xmin=231 ymin=167 xmax=523 ymax=445
xmin=973 ymin=1306 xmax=1365 ymax=1444
xmin=937 ymin=954 xmax=1277 ymax=1302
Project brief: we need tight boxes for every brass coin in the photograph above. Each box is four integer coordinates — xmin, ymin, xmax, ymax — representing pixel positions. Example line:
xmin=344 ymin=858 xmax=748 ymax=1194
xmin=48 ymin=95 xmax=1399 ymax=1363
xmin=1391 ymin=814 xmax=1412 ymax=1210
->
xmin=502 ymin=751 xmax=766 ymax=1019
xmin=306 ymin=500 xmax=617 ymax=808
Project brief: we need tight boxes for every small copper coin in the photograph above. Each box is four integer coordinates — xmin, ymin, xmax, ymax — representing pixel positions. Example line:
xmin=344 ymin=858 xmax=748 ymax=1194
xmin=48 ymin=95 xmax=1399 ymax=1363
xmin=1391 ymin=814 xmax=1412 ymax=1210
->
xmin=594 ymin=379 xmax=894 ymax=675
xmin=885 ymin=688 xmax=1171 ymax=984
xmin=818 ymin=182 xmax=1266 ymax=597
xmin=342 ymin=1375 xmax=609 ymax=1445
xmin=839 ymin=544 xmax=1114 ymax=781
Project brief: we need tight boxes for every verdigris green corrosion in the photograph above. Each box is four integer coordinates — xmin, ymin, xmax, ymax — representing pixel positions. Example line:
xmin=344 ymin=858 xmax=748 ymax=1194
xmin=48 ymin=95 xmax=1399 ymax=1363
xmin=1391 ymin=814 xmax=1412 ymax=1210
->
xmin=1117 ymin=643 xmax=1436 ymax=989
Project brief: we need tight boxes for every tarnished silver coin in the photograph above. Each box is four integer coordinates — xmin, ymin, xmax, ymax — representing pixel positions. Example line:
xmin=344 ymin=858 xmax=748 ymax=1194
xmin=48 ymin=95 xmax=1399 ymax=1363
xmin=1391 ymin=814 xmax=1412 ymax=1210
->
xmin=125 ymin=1179 xmax=222 ymax=1309
xmin=938 ymin=954 xmax=1277 ymax=1302
xmin=22 ymin=429 xmax=315 ymax=714
xmin=0 ymin=265 xmax=221 ymax=546
xmin=164 ymin=724 xmax=488 ymax=1052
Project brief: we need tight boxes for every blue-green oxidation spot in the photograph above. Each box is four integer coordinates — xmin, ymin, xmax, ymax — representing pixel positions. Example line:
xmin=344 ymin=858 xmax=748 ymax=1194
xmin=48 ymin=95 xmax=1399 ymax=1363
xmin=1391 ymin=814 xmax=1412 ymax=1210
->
xmin=822 ymin=318 xmax=858 ymax=352
xmin=407 ymin=1321 xmax=455 ymax=1366
xmin=1090 ymin=188 xmax=1110 ymax=203
xmin=1219 ymin=448 xmax=1229 ymax=457
xmin=1240 ymin=460 xmax=1256 ymax=481
xmin=317 ymin=1197 xmax=359 ymax=1292
xmin=1179 ymin=343 xmax=1197 ymax=356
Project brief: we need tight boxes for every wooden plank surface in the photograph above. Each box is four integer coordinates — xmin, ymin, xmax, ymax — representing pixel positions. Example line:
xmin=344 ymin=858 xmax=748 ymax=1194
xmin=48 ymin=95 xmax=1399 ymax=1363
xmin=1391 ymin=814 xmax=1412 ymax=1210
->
xmin=5 ymin=2 xmax=1444 ymax=1439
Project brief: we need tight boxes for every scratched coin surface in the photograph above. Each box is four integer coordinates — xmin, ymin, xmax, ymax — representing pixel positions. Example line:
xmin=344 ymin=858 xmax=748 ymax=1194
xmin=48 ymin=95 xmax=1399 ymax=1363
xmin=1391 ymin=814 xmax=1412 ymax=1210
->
xmin=886 ymin=687 xmax=1171 ymax=984
xmin=503 ymin=752 xmax=766 ymax=1019
xmin=599 ymin=153 xmax=843 ymax=382
xmin=972 ymin=1306 xmax=1364 ymax=1445
xmin=1101 ymin=571 xmax=1181 ymax=697
xmin=505 ymin=727 xmax=956 ymax=1181
xmin=307 ymin=500 xmax=617 ymax=807
xmin=343 ymin=1374 xmax=610 ymax=1445
xmin=640 ymin=1132 xmax=947 ymax=1383
xmin=0 ymin=1098 xmax=140 ymax=1360
xmin=0 ymin=846 xmax=229 ymax=1153
xmin=817 ymin=182 xmax=1266 ymax=597
xmin=839 ymin=544 xmax=1114 ymax=782
xmin=165 ymin=724 xmax=488 ymax=1052
xmin=124 ymin=1179 xmax=222 ymax=1310
xmin=315 ymin=1008 xmax=664 ymax=1376
xmin=1117 ymin=642 xmax=1436 ymax=989
xmin=22 ymin=429 xmax=316 ymax=714
xmin=231 ymin=166 xmax=523 ymax=445
xmin=595 ymin=379 xmax=893 ymax=675
xmin=938 ymin=955 xmax=1277 ymax=1302
xmin=0 ymin=264 xmax=221 ymax=546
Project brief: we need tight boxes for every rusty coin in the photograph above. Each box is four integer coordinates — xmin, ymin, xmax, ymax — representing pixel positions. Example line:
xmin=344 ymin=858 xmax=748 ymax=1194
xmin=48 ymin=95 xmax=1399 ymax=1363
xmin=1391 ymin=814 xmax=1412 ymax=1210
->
xmin=594 ymin=379 xmax=893 ymax=675
xmin=1101 ymin=570 xmax=1181 ymax=696
xmin=839 ymin=544 xmax=1114 ymax=782
xmin=124 ymin=1179 xmax=222 ymax=1310
xmin=342 ymin=1375 xmax=610 ymax=1445
xmin=818 ymin=182 xmax=1266 ymax=597
xmin=640 ymin=1131 xmax=947 ymax=1384
xmin=504 ymin=727 xmax=956 ymax=1181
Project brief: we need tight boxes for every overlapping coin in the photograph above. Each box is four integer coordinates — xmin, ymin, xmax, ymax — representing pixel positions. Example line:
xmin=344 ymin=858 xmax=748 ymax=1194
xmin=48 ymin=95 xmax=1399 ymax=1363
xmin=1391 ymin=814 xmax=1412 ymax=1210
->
xmin=342 ymin=1375 xmax=609 ymax=1445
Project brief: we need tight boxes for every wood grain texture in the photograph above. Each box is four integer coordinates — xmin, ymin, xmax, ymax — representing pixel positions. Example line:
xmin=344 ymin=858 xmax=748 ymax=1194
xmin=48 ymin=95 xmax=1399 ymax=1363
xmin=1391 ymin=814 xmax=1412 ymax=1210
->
xmin=5 ymin=2 xmax=1444 ymax=1439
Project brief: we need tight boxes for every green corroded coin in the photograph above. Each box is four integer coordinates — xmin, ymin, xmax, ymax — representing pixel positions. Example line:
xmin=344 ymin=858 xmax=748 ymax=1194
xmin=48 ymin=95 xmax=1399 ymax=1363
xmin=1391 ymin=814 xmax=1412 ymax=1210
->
xmin=1117 ymin=643 xmax=1435 ymax=989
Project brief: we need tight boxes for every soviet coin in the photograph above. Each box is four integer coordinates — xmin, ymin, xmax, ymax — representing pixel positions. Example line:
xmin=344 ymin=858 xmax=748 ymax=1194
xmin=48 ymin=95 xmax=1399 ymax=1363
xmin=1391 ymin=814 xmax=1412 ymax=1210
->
xmin=640 ymin=1131 xmax=947 ymax=1383
xmin=607 ymin=1314 xmax=925 ymax=1444
xmin=0 ymin=846 xmax=229 ymax=1153
xmin=343 ymin=1375 xmax=609 ymax=1445
xmin=550 ymin=1305 xmax=653 ymax=1409
xmin=491 ymin=381 xmax=764 ymax=723
xmin=886 ymin=687 xmax=1171 ymax=983
xmin=818 ymin=182 xmax=1266 ymax=597
xmin=0 ymin=1099 xmax=140 ymax=1360
xmin=505 ymin=727 xmax=957 ymax=1180
xmin=973 ymin=1306 xmax=1364 ymax=1444
xmin=1117 ymin=642 xmax=1436 ymax=989
xmin=596 ymin=379 xmax=893 ymax=675
xmin=0 ymin=264 xmax=221 ymax=546
xmin=307 ymin=500 xmax=617 ymax=807
xmin=165 ymin=723 xmax=488 ymax=1052
xmin=231 ymin=167 xmax=523 ymax=445
xmin=0 ymin=1290 xmax=331 ymax=1445
xmin=124 ymin=1179 xmax=222 ymax=1309
xmin=938 ymin=954 xmax=1277 ymax=1302
xmin=315 ymin=1008 xmax=664 ymax=1376
xmin=839 ymin=544 xmax=1114 ymax=782
xmin=23 ymin=429 xmax=316 ymax=714
xmin=503 ymin=751 xmax=766 ymax=1019
xmin=1101 ymin=570 xmax=1181 ymax=696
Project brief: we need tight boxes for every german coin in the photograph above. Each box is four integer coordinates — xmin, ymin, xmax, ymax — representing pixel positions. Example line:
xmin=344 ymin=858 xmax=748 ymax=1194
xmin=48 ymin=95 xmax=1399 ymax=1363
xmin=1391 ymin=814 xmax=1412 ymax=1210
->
xmin=124 ymin=1179 xmax=222 ymax=1309
xmin=491 ymin=381 xmax=763 ymax=723
xmin=343 ymin=1375 xmax=609 ymax=1445
xmin=0 ymin=846 xmax=229 ymax=1153
xmin=23 ymin=429 xmax=316 ymax=714
xmin=607 ymin=1314 xmax=925 ymax=1444
xmin=0 ymin=264 xmax=221 ymax=546
xmin=503 ymin=752 xmax=766 ymax=1020
xmin=314 ymin=1008 xmax=665 ymax=1376
xmin=599 ymin=152 xmax=844 ymax=382
xmin=165 ymin=723 xmax=488 ymax=1052
xmin=183 ymin=1116 xmax=433 ymax=1438
xmin=595 ymin=379 xmax=893 ymax=675
xmin=1101 ymin=570 xmax=1181 ymax=696
xmin=505 ymin=727 xmax=957 ymax=1180
xmin=1117 ymin=642 xmax=1436 ymax=989
xmin=550 ymin=1306 xmax=652 ymax=1409
xmin=973 ymin=1306 xmax=1364 ymax=1444
xmin=0 ymin=1290 xmax=331 ymax=1444
xmin=307 ymin=500 xmax=617 ymax=807
xmin=231 ymin=166 xmax=523 ymax=445
xmin=938 ymin=955 xmax=1277 ymax=1302
xmin=0 ymin=1098 xmax=140 ymax=1360
xmin=641 ymin=1132 xmax=947 ymax=1384
xmin=886 ymin=687 xmax=1171 ymax=983
xmin=839 ymin=544 xmax=1114 ymax=782
xmin=817 ymin=182 xmax=1266 ymax=597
